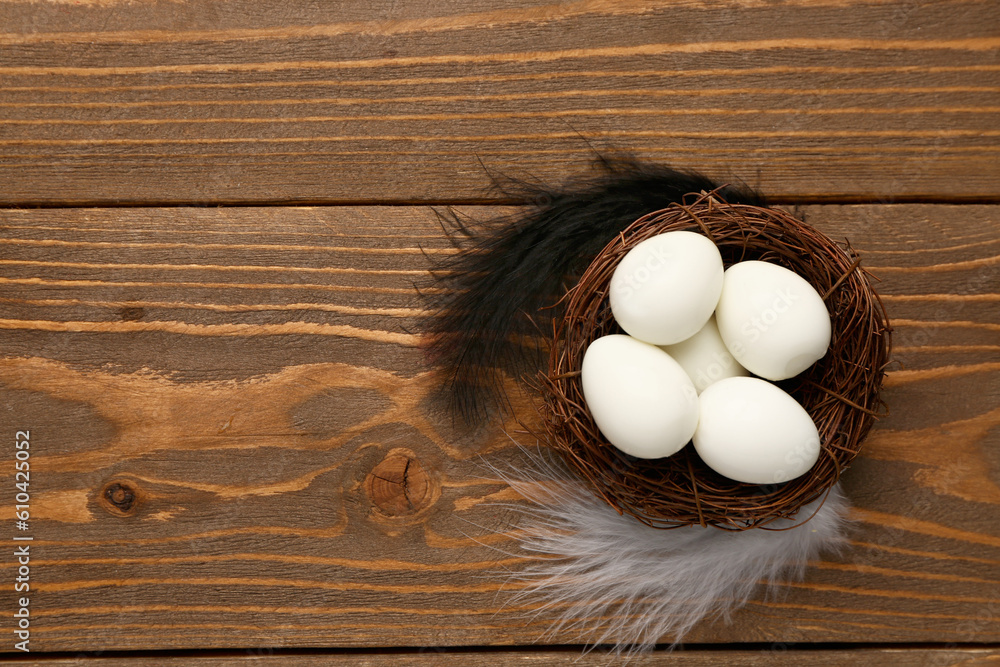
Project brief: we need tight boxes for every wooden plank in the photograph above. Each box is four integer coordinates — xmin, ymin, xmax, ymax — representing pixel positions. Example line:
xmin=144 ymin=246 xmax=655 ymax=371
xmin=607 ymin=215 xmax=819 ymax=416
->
xmin=1 ymin=0 xmax=998 ymax=205
xmin=11 ymin=647 xmax=1000 ymax=666
xmin=0 ymin=204 xmax=997 ymax=652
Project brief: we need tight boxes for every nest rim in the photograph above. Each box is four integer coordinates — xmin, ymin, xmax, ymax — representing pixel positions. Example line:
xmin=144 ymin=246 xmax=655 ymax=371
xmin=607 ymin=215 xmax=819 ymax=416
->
xmin=539 ymin=192 xmax=892 ymax=530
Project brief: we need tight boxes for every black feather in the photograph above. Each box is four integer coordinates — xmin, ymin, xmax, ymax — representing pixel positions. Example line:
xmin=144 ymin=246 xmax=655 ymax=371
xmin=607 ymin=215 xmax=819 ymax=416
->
xmin=422 ymin=158 xmax=763 ymax=424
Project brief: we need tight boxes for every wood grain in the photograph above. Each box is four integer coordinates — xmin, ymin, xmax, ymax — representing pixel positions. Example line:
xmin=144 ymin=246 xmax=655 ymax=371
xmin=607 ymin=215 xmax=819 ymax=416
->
xmin=1 ymin=0 xmax=999 ymax=205
xmin=10 ymin=648 xmax=1000 ymax=667
xmin=0 ymin=204 xmax=997 ymax=652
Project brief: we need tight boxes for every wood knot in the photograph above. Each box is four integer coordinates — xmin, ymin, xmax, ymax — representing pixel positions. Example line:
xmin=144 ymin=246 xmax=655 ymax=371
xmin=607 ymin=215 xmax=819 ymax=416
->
xmin=365 ymin=450 xmax=436 ymax=519
xmin=100 ymin=481 xmax=140 ymax=516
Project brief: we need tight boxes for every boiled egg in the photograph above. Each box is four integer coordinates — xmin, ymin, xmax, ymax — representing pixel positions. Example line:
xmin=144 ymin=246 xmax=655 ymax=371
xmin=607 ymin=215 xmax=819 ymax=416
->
xmin=609 ymin=231 xmax=723 ymax=345
xmin=581 ymin=334 xmax=699 ymax=459
xmin=715 ymin=260 xmax=832 ymax=381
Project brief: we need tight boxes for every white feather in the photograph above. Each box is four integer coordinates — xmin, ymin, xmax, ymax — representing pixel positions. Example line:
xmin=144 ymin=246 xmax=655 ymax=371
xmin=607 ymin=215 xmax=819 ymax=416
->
xmin=488 ymin=447 xmax=850 ymax=653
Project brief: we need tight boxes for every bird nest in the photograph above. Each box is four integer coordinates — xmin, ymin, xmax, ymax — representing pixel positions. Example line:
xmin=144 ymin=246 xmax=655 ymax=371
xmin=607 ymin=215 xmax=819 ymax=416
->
xmin=538 ymin=192 xmax=892 ymax=530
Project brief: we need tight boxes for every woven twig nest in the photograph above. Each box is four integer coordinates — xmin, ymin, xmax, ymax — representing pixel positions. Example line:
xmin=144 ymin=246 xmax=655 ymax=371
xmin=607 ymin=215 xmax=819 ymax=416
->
xmin=539 ymin=192 xmax=892 ymax=530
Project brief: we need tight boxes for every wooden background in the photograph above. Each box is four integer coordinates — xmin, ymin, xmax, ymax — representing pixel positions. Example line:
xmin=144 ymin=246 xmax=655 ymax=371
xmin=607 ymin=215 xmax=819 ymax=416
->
xmin=1 ymin=0 xmax=998 ymax=664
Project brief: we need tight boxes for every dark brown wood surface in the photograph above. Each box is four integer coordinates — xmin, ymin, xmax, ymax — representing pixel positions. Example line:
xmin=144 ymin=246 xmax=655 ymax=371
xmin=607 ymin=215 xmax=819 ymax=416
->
xmin=10 ymin=648 xmax=1000 ymax=667
xmin=0 ymin=205 xmax=997 ymax=655
xmin=1 ymin=0 xmax=999 ymax=663
xmin=1 ymin=0 xmax=999 ymax=205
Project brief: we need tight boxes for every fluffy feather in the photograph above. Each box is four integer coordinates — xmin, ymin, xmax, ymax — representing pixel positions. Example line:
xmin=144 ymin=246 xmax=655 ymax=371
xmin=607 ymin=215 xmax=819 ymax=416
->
xmin=422 ymin=159 xmax=762 ymax=423
xmin=489 ymin=448 xmax=849 ymax=654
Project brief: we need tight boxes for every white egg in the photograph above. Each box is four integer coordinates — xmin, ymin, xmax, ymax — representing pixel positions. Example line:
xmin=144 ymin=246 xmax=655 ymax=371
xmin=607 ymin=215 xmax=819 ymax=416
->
xmin=609 ymin=231 xmax=723 ymax=345
xmin=660 ymin=315 xmax=749 ymax=393
xmin=715 ymin=260 xmax=832 ymax=381
xmin=693 ymin=376 xmax=821 ymax=484
xmin=581 ymin=334 xmax=699 ymax=459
